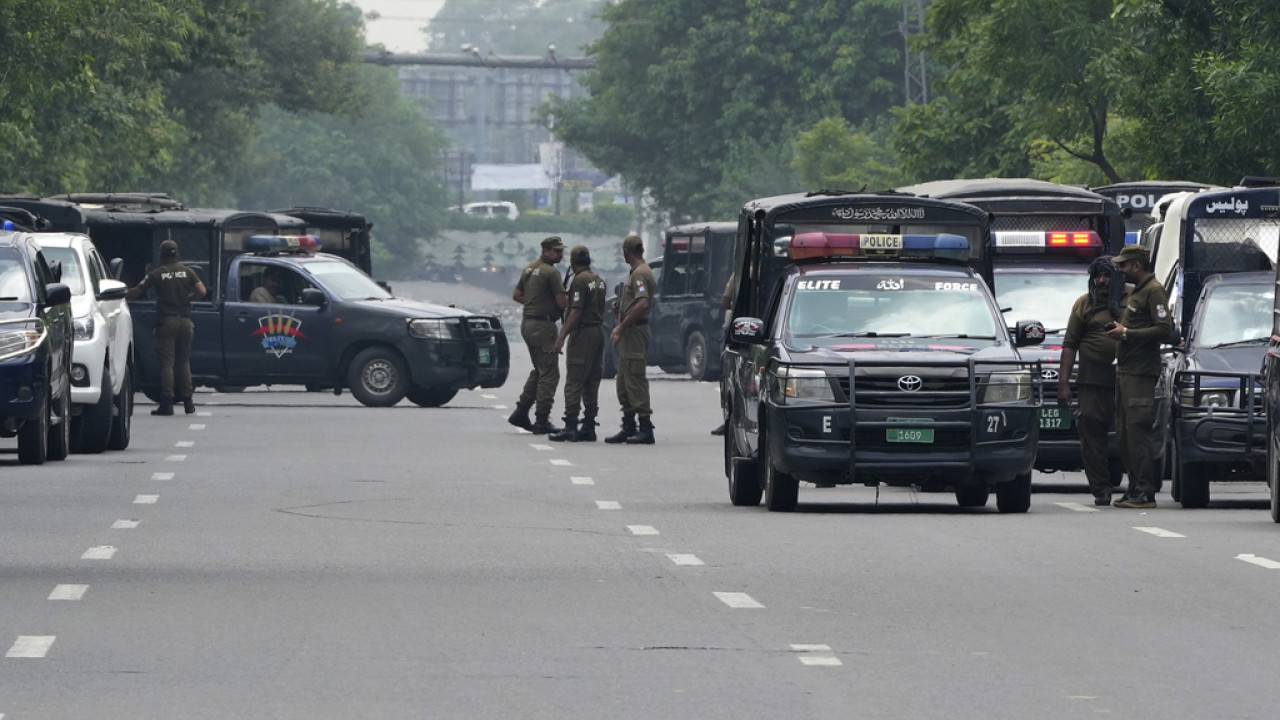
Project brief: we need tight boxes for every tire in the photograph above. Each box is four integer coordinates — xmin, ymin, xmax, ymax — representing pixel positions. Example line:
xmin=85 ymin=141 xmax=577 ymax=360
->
xmin=685 ymin=330 xmax=709 ymax=382
xmin=996 ymin=472 xmax=1033 ymax=513
xmin=47 ymin=382 xmax=71 ymax=461
xmin=1176 ymin=455 xmax=1210 ymax=509
xmin=729 ymin=456 xmax=762 ymax=507
xmin=406 ymin=386 xmax=458 ymax=407
xmin=1270 ymin=420 xmax=1280 ymax=523
xmin=762 ymin=429 xmax=798 ymax=512
xmin=955 ymin=484 xmax=990 ymax=508
xmin=72 ymin=366 xmax=114 ymax=454
xmin=347 ymin=347 xmax=409 ymax=407
xmin=108 ymin=367 xmax=132 ymax=451
xmin=17 ymin=390 xmax=48 ymax=465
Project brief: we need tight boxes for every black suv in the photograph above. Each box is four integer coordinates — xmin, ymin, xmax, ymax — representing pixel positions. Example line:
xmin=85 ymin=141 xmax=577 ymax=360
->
xmin=0 ymin=228 xmax=74 ymax=464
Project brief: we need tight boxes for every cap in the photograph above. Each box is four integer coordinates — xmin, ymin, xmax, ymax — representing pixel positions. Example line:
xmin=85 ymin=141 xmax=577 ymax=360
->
xmin=622 ymin=234 xmax=643 ymax=254
xmin=541 ymin=236 xmax=565 ymax=251
xmin=160 ymin=239 xmax=179 ymax=258
xmin=1113 ymin=245 xmax=1149 ymax=264
xmin=569 ymin=245 xmax=591 ymax=266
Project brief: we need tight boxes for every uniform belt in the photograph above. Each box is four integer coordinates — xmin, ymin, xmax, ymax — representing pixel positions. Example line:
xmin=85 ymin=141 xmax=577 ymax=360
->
xmin=523 ymin=314 xmax=558 ymax=322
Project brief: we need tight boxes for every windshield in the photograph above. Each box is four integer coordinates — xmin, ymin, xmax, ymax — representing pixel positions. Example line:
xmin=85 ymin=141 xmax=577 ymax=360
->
xmin=992 ymin=268 xmax=1087 ymax=333
xmin=1194 ymin=282 xmax=1273 ymax=348
xmin=783 ymin=273 xmax=1000 ymax=348
xmin=39 ymin=247 xmax=86 ymax=295
xmin=305 ymin=259 xmax=392 ymax=301
xmin=0 ymin=248 xmax=32 ymax=302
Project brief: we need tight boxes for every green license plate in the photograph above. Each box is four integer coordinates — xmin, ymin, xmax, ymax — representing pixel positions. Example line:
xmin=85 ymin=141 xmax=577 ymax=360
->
xmin=478 ymin=348 xmax=491 ymax=365
xmin=886 ymin=427 xmax=934 ymax=443
xmin=1039 ymin=406 xmax=1072 ymax=430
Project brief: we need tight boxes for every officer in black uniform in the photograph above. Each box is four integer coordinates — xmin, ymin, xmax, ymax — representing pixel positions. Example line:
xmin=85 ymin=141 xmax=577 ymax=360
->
xmin=126 ymin=239 xmax=207 ymax=416
xmin=509 ymin=236 xmax=568 ymax=434
xmin=550 ymin=245 xmax=607 ymax=442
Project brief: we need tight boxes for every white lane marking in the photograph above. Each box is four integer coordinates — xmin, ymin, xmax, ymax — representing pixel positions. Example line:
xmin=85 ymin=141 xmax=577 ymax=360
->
xmin=1237 ymin=554 xmax=1280 ymax=569
xmin=6 ymin=636 xmax=55 ymax=658
xmin=189 ymin=423 xmax=206 ymax=430
xmin=151 ymin=472 xmax=174 ymax=481
xmin=667 ymin=553 xmax=704 ymax=566
xmin=134 ymin=494 xmax=159 ymax=504
xmin=792 ymin=643 xmax=844 ymax=666
xmin=175 ymin=441 xmax=194 ymax=448
xmin=49 ymin=585 xmax=88 ymax=601
xmin=714 ymin=592 xmax=764 ymax=609
xmin=494 ymin=404 xmax=509 ymax=410
xmin=627 ymin=525 xmax=659 ymax=535
xmin=570 ymin=476 xmax=595 ymax=485
xmin=550 ymin=459 xmax=573 ymax=466
xmin=165 ymin=454 xmax=187 ymax=462
xmin=596 ymin=501 xmax=621 ymax=510
xmin=482 ymin=394 xmax=497 ymax=399
xmin=530 ymin=444 xmax=553 ymax=451
xmin=791 ymin=644 xmax=832 ymax=652
xmin=111 ymin=519 xmax=140 ymax=530
xmin=81 ymin=546 xmax=116 ymax=560
xmin=1134 ymin=526 xmax=1185 ymax=538
xmin=196 ymin=411 xmax=212 ymax=417
xmin=1054 ymin=502 xmax=1099 ymax=513
xmin=799 ymin=655 xmax=843 ymax=666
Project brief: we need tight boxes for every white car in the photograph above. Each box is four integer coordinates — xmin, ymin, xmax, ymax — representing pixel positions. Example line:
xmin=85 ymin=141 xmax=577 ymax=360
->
xmin=32 ymin=233 xmax=134 ymax=452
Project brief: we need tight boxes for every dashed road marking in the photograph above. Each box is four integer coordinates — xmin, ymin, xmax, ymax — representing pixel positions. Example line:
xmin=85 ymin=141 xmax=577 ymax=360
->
xmin=165 ymin=454 xmax=187 ymax=462
xmin=196 ymin=411 xmax=212 ymax=417
xmin=627 ymin=525 xmax=659 ymax=536
xmin=494 ymin=404 xmax=509 ymax=410
xmin=175 ymin=441 xmax=194 ymax=448
xmin=1134 ymin=527 xmax=1185 ymax=538
xmin=1237 ymin=554 xmax=1280 ymax=569
xmin=714 ymin=592 xmax=764 ymax=609
xmin=482 ymin=394 xmax=497 ymax=399
xmin=6 ymin=636 xmax=54 ymax=658
xmin=189 ymin=423 xmax=206 ymax=430
xmin=151 ymin=472 xmax=174 ymax=481
xmin=111 ymin=519 xmax=140 ymax=530
xmin=550 ymin=459 xmax=573 ymax=466
xmin=48 ymin=585 xmax=88 ymax=601
xmin=134 ymin=495 xmax=159 ymax=504
xmin=666 ymin=553 xmax=704 ymax=566
xmin=82 ymin=546 xmax=116 ymax=560
xmin=596 ymin=501 xmax=621 ymax=510
xmin=530 ymin=444 xmax=552 ymax=451
xmin=1054 ymin=502 xmax=1099 ymax=513
xmin=571 ymin=476 xmax=595 ymax=485
xmin=792 ymin=644 xmax=842 ymax=666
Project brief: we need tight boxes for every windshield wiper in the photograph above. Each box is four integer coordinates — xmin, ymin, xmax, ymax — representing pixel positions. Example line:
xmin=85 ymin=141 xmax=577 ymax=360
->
xmin=819 ymin=331 xmax=912 ymax=338
xmin=1210 ymin=338 xmax=1269 ymax=349
xmin=919 ymin=334 xmax=998 ymax=340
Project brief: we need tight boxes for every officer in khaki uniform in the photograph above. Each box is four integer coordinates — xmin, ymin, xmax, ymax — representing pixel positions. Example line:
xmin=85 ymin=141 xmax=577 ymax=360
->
xmin=509 ymin=236 xmax=568 ymax=434
xmin=125 ymin=239 xmax=207 ymax=416
xmin=1107 ymin=245 xmax=1173 ymax=508
xmin=606 ymin=234 xmax=657 ymax=444
xmin=1058 ymin=256 xmax=1122 ymax=505
xmin=549 ymin=246 xmax=607 ymax=442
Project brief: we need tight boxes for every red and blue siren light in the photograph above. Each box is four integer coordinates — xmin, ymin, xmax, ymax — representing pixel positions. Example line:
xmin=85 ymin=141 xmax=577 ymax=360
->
xmin=245 ymin=234 xmax=322 ymax=254
xmin=992 ymin=230 xmax=1102 ymax=253
xmin=787 ymin=232 xmax=969 ymax=262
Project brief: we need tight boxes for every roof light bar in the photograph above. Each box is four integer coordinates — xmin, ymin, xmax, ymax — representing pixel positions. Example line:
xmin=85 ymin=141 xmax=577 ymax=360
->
xmin=245 ymin=234 xmax=322 ymax=254
xmin=787 ymin=232 xmax=970 ymax=262
xmin=992 ymin=230 xmax=1102 ymax=253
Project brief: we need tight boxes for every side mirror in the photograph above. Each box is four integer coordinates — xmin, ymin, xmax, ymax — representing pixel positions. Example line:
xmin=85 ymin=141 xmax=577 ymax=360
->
xmin=45 ymin=283 xmax=71 ymax=307
xmin=730 ymin=317 xmax=768 ymax=344
xmin=1014 ymin=320 xmax=1046 ymax=347
xmin=109 ymin=257 xmax=125 ymax=280
xmin=97 ymin=279 xmax=127 ymax=301
xmin=300 ymin=288 xmax=327 ymax=307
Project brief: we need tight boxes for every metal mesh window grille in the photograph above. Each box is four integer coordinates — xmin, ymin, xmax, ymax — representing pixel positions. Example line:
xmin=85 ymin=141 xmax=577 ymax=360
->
xmin=1186 ymin=218 xmax=1280 ymax=272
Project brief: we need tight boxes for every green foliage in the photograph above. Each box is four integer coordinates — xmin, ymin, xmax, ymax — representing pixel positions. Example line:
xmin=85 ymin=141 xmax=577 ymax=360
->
xmin=793 ymin=118 xmax=907 ymax=191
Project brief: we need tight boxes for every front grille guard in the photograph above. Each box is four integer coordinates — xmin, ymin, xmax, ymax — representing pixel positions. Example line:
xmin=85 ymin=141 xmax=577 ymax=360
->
xmin=0 ymin=318 xmax=47 ymax=362
xmin=1172 ymin=369 xmax=1264 ymax=455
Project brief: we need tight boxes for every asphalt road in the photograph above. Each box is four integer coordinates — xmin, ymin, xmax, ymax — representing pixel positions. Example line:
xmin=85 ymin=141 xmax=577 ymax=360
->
xmin=2 ymin=334 xmax=1279 ymax=719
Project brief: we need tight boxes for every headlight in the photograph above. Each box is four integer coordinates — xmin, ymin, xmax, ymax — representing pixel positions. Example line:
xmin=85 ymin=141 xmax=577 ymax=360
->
xmin=407 ymin=318 xmax=460 ymax=340
xmin=1179 ymin=387 xmax=1233 ymax=408
xmin=73 ymin=314 xmax=95 ymax=341
xmin=775 ymin=366 xmax=836 ymax=403
xmin=0 ymin=328 xmax=44 ymax=360
xmin=981 ymin=371 xmax=1031 ymax=403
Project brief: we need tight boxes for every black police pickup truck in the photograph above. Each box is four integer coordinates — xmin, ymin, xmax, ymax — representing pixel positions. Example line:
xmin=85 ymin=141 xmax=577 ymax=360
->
xmin=722 ymin=191 xmax=1045 ymax=513
xmin=0 ymin=225 xmax=74 ymax=463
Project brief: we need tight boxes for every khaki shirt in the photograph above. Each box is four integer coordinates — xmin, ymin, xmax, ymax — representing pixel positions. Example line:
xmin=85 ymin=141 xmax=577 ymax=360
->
xmin=568 ymin=269 xmax=607 ymax=327
xmin=1062 ymin=293 xmax=1118 ymax=387
xmin=138 ymin=261 xmax=201 ymax=317
xmin=1117 ymin=274 xmax=1173 ymax=377
xmin=621 ymin=262 xmax=655 ymax=320
xmin=516 ymin=258 xmax=565 ymax=320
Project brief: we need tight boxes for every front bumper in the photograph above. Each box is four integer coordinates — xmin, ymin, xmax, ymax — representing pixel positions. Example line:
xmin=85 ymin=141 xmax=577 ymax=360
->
xmin=0 ymin=353 xmax=49 ymax=421
xmin=1173 ymin=370 xmax=1265 ymax=478
xmin=402 ymin=315 xmax=510 ymax=392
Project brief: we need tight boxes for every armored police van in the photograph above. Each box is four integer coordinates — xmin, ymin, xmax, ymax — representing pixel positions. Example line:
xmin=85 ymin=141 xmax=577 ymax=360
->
xmin=1092 ymin=181 xmax=1211 ymax=244
xmin=722 ymin=191 xmax=1045 ymax=513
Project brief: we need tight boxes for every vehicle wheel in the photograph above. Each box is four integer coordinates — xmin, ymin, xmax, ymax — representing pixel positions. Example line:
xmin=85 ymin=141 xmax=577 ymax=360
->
xmin=406 ymin=386 xmax=458 ymax=407
xmin=762 ymin=429 xmax=798 ymax=512
xmin=47 ymin=382 xmax=71 ymax=461
xmin=685 ymin=330 xmax=709 ymax=382
xmin=1176 ymin=458 xmax=1210 ymax=509
xmin=73 ymin=365 xmax=114 ymax=454
xmin=1108 ymin=455 xmax=1125 ymax=488
xmin=996 ymin=472 xmax=1032 ymax=513
xmin=955 ymin=483 xmax=989 ymax=508
xmin=729 ymin=456 xmax=762 ymax=507
xmin=1270 ymin=420 xmax=1280 ymax=523
xmin=602 ymin=343 xmax=617 ymax=380
xmin=108 ymin=366 xmax=132 ymax=451
xmin=17 ymin=390 xmax=49 ymax=465
xmin=347 ymin=347 xmax=409 ymax=407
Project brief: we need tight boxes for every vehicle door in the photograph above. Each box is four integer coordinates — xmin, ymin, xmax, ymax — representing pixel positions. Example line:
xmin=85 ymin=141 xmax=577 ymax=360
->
xmin=222 ymin=261 xmax=332 ymax=381
xmin=652 ymin=235 xmax=695 ymax=364
xmin=84 ymin=246 xmax=130 ymax=385
xmin=31 ymin=249 xmax=73 ymax=392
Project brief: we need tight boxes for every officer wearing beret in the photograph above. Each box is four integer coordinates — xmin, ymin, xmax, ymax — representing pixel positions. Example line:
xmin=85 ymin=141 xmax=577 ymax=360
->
xmin=605 ymin=234 xmax=657 ymax=444
xmin=125 ymin=239 xmax=206 ymax=416
xmin=549 ymin=245 xmax=607 ymax=442
xmin=1107 ymin=245 xmax=1173 ymax=508
xmin=509 ymin=236 xmax=568 ymax=434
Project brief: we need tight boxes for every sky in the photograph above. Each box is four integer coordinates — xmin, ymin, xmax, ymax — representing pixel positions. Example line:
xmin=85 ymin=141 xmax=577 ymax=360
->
xmin=353 ymin=0 xmax=447 ymax=53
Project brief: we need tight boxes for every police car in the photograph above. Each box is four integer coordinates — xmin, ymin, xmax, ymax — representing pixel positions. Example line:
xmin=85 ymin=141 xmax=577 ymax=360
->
xmin=723 ymin=229 xmax=1045 ymax=513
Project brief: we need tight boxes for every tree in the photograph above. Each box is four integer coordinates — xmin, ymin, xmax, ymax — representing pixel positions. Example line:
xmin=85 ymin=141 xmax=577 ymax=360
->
xmin=793 ymin=117 xmax=907 ymax=191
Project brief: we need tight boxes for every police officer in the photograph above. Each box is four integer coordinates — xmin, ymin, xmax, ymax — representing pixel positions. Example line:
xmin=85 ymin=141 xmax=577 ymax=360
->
xmin=605 ymin=234 xmax=657 ymax=444
xmin=1107 ymin=245 xmax=1173 ymax=508
xmin=1058 ymin=256 xmax=1123 ymax=506
xmin=125 ymin=239 xmax=207 ymax=416
xmin=509 ymin=236 xmax=568 ymax=434
xmin=549 ymin=246 xmax=607 ymax=442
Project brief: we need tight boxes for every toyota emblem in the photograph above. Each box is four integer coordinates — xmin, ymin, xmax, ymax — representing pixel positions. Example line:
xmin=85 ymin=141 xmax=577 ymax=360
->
xmin=1042 ymin=369 xmax=1059 ymax=381
xmin=898 ymin=375 xmax=923 ymax=392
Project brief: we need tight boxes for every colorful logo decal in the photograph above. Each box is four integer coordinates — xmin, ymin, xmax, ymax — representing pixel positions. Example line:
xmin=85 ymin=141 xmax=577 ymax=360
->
xmin=251 ymin=312 xmax=307 ymax=357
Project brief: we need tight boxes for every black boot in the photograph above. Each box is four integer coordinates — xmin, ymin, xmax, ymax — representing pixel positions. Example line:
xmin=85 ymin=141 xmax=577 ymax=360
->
xmin=625 ymin=416 xmax=655 ymax=445
xmin=507 ymin=403 xmax=534 ymax=431
xmin=151 ymin=397 xmax=174 ymax=416
xmin=181 ymin=396 xmax=196 ymax=415
xmin=549 ymin=417 xmax=579 ymax=442
xmin=530 ymin=413 xmax=561 ymax=435
xmin=577 ymin=417 xmax=598 ymax=443
xmin=604 ymin=414 xmax=636 ymax=444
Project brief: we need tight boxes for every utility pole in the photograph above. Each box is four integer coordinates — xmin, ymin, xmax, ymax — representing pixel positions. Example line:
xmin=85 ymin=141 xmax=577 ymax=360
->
xmin=900 ymin=0 xmax=929 ymax=105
